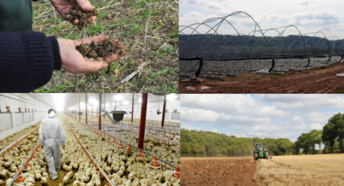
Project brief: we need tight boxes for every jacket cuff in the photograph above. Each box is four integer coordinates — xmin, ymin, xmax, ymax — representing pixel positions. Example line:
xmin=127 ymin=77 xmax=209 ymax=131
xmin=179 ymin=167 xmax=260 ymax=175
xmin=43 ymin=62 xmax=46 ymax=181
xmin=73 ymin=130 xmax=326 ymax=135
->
xmin=47 ymin=36 xmax=62 ymax=70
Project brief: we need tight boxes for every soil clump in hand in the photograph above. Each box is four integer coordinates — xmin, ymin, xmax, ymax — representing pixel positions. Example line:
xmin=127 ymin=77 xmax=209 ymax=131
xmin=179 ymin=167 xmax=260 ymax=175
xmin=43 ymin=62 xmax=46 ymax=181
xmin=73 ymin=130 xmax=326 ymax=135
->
xmin=76 ymin=40 xmax=126 ymax=74
xmin=66 ymin=6 xmax=98 ymax=29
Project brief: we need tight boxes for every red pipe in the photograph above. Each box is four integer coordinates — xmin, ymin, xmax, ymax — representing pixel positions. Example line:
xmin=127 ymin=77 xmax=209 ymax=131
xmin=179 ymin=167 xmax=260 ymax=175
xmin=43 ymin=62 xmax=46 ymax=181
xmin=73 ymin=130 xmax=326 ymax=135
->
xmin=161 ymin=95 xmax=166 ymax=128
xmin=131 ymin=93 xmax=134 ymax=123
xmin=138 ymin=93 xmax=148 ymax=149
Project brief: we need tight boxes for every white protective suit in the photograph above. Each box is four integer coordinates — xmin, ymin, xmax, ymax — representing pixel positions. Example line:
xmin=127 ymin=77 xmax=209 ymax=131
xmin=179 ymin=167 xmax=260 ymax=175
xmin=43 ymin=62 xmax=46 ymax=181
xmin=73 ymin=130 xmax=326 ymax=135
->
xmin=39 ymin=112 xmax=66 ymax=180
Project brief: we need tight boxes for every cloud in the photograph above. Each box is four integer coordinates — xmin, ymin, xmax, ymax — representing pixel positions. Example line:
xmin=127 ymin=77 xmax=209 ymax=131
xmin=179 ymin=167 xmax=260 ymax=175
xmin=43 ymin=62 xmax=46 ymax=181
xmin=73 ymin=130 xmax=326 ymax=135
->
xmin=289 ymin=10 xmax=342 ymax=27
xmin=181 ymin=94 xmax=344 ymax=141
xmin=309 ymin=123 xmax=323 ymax=130
xmin=300 ymin=0 xmax=316 ymax=5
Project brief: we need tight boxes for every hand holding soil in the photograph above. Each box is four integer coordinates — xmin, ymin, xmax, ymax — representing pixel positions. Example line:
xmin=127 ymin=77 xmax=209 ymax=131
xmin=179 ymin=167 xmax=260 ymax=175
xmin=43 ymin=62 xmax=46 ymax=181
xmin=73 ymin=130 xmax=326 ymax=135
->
xmin=76 ymin=39 xmax=126 ymax=73
xmin=51 ymin=0 xmax=96 ymax=26
xmin=58 ymin=35 xmax=124 ymax=74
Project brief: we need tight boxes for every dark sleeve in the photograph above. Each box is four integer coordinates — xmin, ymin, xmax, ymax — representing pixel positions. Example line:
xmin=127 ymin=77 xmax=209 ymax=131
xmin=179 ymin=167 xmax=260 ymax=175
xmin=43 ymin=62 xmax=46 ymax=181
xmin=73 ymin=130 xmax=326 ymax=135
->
xmin=0 ymin=31 xmax=61 ymax=92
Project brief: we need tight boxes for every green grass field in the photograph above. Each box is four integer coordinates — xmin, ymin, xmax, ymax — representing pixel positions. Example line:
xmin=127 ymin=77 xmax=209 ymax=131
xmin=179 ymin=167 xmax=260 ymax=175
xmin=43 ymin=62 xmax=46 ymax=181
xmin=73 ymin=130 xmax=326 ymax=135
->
xmin=32 ymin=0 xmax=178 ymax=93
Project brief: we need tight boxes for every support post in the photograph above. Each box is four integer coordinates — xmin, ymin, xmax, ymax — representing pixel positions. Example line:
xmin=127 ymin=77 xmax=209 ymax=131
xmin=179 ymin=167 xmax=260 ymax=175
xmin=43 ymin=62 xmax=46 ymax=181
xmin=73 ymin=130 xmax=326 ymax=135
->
xmin=131 ymin=93 xmax=134 ymax=123
xmin=161 ymin=95 xmax=166 ymax=129
xmin=306 ymin=57 xmax=310 ymax=67
xmin=269 ymin=58 xmax=275 ymax=73
xmin=99 ymin=93 xmax=102 ymax=130
xmin=138 ymin=93 xmax=148 ymax=149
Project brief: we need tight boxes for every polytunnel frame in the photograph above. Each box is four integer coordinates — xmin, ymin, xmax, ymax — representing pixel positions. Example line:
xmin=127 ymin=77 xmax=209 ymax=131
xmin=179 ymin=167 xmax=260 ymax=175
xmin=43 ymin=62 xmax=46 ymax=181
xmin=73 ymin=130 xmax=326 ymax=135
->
xmin=179 ymin=11 xmax=344 ymax=78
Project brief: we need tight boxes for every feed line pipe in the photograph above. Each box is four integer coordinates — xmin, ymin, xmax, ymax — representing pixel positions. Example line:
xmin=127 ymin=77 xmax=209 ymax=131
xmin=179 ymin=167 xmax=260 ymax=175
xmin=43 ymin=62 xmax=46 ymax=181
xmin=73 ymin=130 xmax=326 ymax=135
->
xmin=0 ymin=126 xmax=39 ymax=156
xmin=65 ymin=115 xmax=180 ymax=170
xmin=102 ymin=123 xmax=180 ymax=145
xmin=8 ymin=144 xmax=39 ymax=186
xmin=64 ymin=119 xmax=115 ymax=186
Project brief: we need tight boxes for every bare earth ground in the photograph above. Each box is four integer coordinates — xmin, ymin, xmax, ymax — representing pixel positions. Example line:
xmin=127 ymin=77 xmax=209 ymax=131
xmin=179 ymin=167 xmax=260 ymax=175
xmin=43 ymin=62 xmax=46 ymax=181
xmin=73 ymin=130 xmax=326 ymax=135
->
xmin=180 ymin=62 xmax=344 ymax=93
xmin=32 ymin=0 xmax=178 ymax=93
xmin=255 ymin=154 xmax=344 ymax=186
xmin=181 ymin=157 xmax=256 ymax=186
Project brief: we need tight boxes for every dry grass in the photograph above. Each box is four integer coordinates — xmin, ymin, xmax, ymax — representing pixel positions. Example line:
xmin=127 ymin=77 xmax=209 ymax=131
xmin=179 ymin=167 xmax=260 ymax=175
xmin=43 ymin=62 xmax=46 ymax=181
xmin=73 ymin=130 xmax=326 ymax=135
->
xmin=254 ymin=154 xmax=344 ymax=186
xmin=32 ymin=0 xmax=178 ymax=93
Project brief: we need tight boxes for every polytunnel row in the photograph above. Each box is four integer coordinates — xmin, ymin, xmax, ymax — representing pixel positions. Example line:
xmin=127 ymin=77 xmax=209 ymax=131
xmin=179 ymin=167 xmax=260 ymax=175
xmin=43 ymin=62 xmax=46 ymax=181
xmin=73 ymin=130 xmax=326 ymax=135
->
xmin=66 ymin=114 xmax=181 ymax=171
xmin=179 ymin=11 xmax=344 ymax=77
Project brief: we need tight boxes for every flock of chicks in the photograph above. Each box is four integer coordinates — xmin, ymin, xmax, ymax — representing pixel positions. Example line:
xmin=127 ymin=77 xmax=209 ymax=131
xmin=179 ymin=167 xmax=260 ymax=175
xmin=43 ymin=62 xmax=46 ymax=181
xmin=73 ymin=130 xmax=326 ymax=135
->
xmin=0 ymin=115 xmax=180 ymax=186
xmin=0 ymin=124 xmax=40 ymax=152
xmin=84 ymin=123 xmax=180 ymax=167
xmin=66 ymin=115 xmax=180 ymax=186
xmin=0 ymin=131 xmax=50 ymax=186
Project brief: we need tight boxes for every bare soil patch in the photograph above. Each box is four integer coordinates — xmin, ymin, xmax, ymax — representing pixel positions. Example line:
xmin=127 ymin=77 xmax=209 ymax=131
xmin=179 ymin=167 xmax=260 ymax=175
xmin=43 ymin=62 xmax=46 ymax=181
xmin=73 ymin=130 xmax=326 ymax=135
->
xmin=180 ymin=62 xmax=344 ymax=93
xmin=181 ymin=157 xmax=256 ymax=186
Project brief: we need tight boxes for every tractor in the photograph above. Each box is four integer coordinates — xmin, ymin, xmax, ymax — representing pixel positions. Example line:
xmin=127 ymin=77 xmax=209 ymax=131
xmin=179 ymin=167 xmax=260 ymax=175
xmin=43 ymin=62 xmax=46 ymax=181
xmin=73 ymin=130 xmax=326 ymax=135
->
xmin=253 ymin=143 xmax=270 ymax=160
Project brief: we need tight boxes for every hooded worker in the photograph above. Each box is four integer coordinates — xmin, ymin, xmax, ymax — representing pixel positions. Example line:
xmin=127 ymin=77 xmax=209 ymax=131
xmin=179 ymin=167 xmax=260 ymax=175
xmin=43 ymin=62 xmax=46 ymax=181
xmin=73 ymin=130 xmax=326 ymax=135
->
xmin=39 ymin=108 xmax=66 ymax=180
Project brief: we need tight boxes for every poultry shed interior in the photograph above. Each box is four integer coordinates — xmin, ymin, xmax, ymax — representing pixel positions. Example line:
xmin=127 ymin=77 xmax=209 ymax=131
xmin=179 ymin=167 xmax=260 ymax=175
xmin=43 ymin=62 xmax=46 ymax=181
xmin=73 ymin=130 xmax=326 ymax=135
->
xmin=0 ymin=93 xmax=180 ymax=186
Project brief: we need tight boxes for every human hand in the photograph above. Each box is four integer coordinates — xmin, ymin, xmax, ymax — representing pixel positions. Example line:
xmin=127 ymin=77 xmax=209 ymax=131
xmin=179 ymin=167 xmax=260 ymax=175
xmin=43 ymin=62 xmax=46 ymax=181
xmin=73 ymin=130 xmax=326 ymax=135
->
xmin=57 ymin=35 xmax=123 ymax=74
xmin=51 ymin=0 xmax=96 ymax=25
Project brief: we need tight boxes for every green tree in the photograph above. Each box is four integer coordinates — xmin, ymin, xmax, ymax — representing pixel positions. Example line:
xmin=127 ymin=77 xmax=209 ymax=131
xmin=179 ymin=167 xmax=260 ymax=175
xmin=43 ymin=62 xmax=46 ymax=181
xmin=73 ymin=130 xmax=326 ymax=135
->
xmin=322 ymin=113 xmax=342 ymax=153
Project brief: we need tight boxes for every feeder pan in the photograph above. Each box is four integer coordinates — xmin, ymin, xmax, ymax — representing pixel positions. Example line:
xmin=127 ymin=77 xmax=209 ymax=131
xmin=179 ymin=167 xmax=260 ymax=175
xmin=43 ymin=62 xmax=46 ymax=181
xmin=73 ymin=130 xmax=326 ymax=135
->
xmin=17 ymin=168 xmax=24 ymax=183
xmin=150 ymin=155 xmax=160 ymax=169
xmin=110 ymin=111 xmax=126 ymax=121
xmin=138 ymin=149 xmax=144 ymax=157
xmin=173 ymin=165 xmax=180 ymax=178
xmin=118 ymin=140 xmax=124 ymax=148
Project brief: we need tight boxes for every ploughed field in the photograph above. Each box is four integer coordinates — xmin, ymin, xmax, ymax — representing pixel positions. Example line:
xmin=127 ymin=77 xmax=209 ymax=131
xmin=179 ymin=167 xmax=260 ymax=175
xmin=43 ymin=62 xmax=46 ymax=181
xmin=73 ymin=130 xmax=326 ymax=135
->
xmin=181 ymin=157 xmax=256 ymax=186
xmin=181 ymin=154 xmax=344 ymax=186
xmin=180 ymin=60 xmax=344 ymax=93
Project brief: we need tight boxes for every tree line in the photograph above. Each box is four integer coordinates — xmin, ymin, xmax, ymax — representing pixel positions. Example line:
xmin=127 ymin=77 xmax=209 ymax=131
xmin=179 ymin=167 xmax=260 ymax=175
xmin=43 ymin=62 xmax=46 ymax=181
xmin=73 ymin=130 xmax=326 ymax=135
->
xmin=181 ymin=113 xmax=344 ymax=157
xmin=181 ymin=129 xmax=293 ymax=157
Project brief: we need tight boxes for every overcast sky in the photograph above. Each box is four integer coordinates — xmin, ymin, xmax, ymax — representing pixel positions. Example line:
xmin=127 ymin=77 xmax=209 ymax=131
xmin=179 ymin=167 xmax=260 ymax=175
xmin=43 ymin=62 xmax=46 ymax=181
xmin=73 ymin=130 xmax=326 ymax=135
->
xmin=179 ymin=0 xmax=344 ymax=38
xmin=181 ymin=94 xmax=344 ymax=142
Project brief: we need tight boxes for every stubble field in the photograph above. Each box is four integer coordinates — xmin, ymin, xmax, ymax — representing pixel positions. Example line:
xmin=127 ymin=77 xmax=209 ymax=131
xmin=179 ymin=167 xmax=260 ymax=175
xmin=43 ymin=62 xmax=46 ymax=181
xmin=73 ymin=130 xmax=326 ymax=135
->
xmin=181 ymin=154 xmax=344 ymax=186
